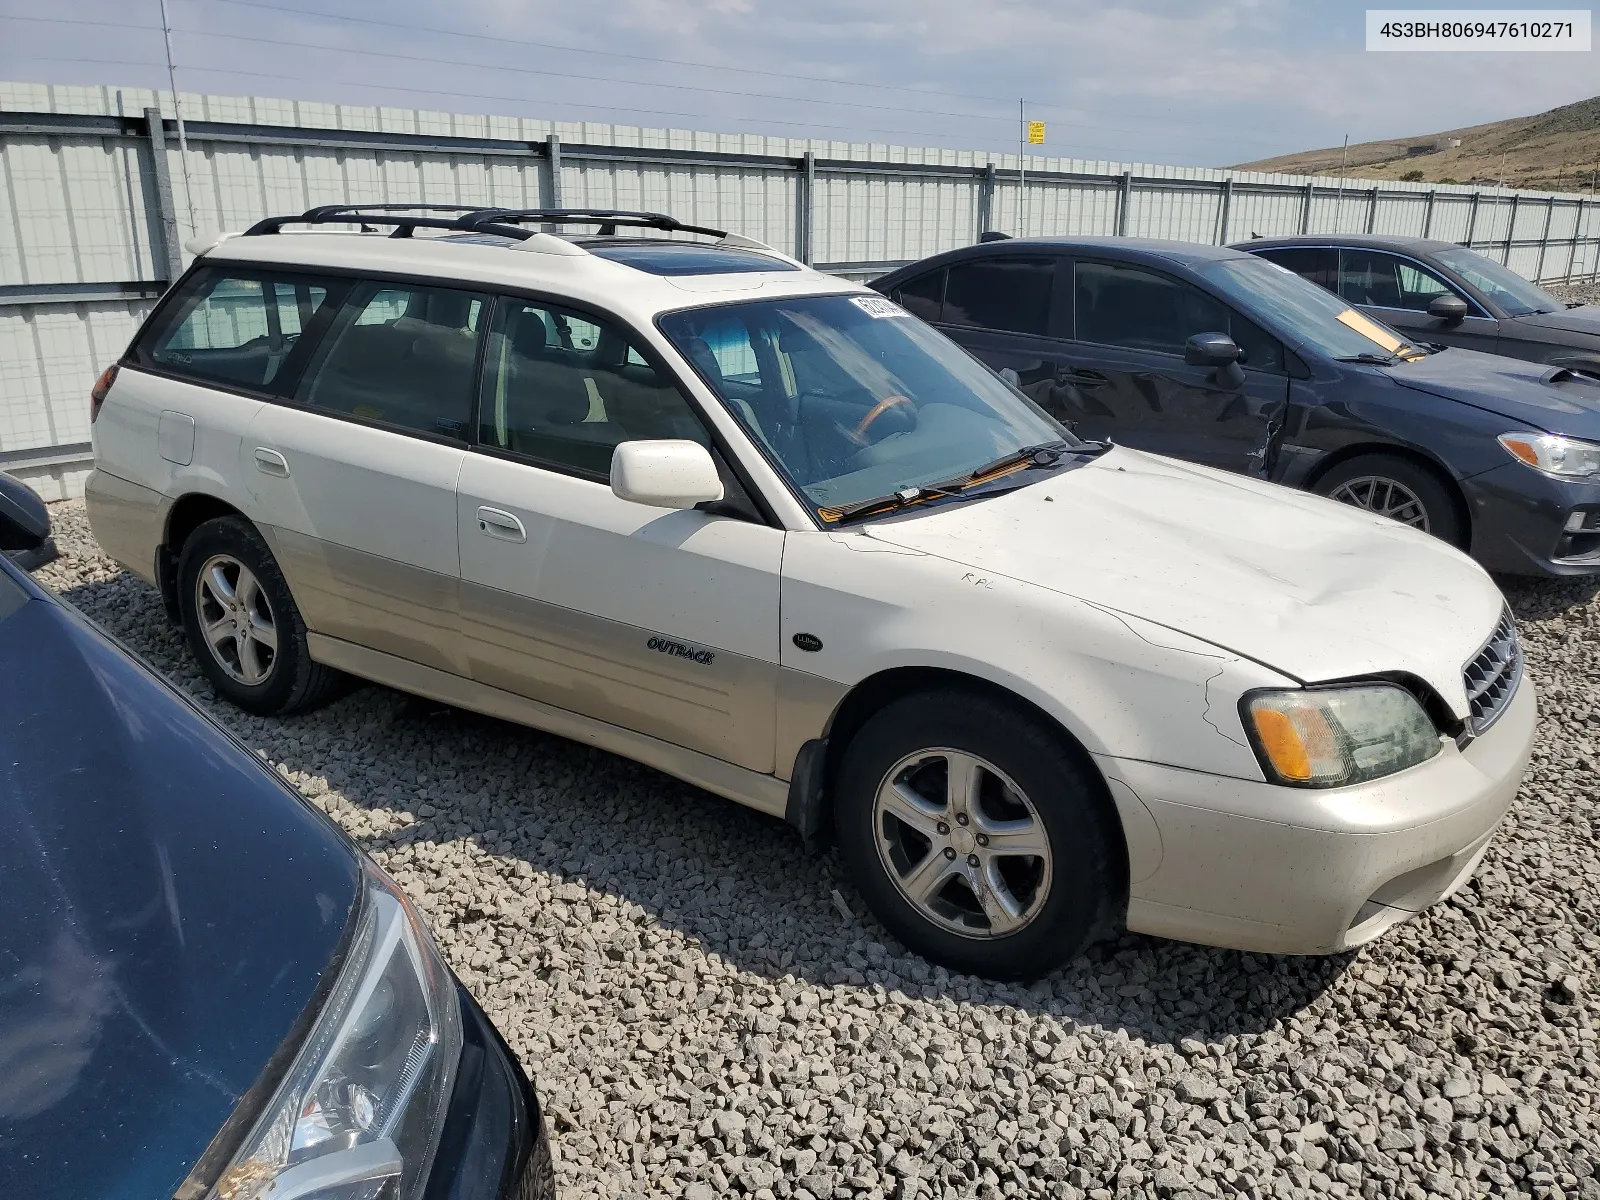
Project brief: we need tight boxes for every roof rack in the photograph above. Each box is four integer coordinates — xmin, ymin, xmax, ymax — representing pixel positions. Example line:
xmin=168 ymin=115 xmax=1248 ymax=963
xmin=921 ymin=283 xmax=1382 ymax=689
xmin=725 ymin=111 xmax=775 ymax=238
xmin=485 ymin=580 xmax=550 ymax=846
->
xmin=242 ymin=205 xmax=731 ymax=242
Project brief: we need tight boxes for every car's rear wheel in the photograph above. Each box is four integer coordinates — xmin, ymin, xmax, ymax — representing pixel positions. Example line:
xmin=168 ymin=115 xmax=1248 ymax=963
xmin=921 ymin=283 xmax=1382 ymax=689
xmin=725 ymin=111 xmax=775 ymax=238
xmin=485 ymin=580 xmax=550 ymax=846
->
xmin=177 ymin=515 xmax=344 ymax=715
xmin=835 ymin=690 xmax=1124 ymax=980
xmin=1313 ymin=453 xmax=1465 ymax=548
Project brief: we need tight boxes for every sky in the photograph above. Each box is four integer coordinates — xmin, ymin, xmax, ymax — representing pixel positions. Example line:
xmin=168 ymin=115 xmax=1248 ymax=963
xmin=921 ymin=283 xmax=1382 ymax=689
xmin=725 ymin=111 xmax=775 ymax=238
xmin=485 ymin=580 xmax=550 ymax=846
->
xmin=0 ymin=0 xmax=1596 ymax=166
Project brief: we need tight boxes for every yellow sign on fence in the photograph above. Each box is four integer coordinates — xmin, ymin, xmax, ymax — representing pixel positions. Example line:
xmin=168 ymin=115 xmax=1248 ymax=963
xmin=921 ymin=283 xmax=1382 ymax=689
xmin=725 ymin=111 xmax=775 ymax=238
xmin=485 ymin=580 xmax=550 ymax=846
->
xmin=1027 ymin=120 xmax=1046 ymax=145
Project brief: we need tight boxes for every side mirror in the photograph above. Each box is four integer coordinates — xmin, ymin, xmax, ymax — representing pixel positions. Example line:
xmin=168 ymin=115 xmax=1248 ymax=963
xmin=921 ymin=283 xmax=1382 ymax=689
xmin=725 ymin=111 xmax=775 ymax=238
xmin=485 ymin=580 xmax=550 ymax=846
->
xmin=610 ymin=440 xmax=725 ymax=510
xmin=0 ymin=471 xmax=58 ymax=571
xmin=1428 ymin=294 xmax=1468 ymax=323
xmin=1184 ymin=332 xmax=1241 ymax=367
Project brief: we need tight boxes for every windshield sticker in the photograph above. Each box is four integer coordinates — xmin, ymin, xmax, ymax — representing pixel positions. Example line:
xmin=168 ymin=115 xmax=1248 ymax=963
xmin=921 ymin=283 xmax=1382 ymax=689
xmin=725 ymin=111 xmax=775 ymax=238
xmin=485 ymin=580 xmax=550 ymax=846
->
xmin=850 ymin=296 xmax=908 ymax=319
xmin=1335 ymin=308 xmax=1407 ymax=355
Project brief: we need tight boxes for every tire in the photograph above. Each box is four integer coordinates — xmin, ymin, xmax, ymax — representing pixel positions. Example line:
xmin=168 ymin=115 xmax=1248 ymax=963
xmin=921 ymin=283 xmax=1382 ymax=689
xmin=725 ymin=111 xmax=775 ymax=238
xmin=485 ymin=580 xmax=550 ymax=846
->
xmin=1312 ymin=453 xmax=1465 ymax=549
xmin=834 ymin=690 xmax=1125 ymax=980
xmin=177 ymin=515 xmax=344 ymax=715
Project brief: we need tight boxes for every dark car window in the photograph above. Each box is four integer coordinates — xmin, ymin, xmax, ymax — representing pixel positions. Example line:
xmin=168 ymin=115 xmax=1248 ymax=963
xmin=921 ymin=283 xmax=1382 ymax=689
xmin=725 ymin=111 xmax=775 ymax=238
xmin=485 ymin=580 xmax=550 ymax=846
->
xmin=479 ymin=298 xmax=708 ymax=477
xmin=942 ymin=258 xmax=1055 ymax=336
xmin=1075 ymin=260 xmax=1285 ymax=373
xmin=1339 ymin=249 xmax=1458 ymax=312
xmin=1433 ymin=245 xmax=1565 ymax=316
xmin=141 ymin=267 xmax=336 ymax=391
xmin=1254 ymin=247 xmax=1338 ymax=293
xmin=297 ymin=281 xmax=487 ymax=440
xmin=893 ymin=270 xmax=946 ymax=322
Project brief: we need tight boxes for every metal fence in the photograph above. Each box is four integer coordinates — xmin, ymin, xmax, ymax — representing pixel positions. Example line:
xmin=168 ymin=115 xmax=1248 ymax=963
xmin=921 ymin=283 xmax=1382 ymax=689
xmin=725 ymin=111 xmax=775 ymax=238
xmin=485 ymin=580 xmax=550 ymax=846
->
xmin=4 ymin=80 xmax=1600 ymax=499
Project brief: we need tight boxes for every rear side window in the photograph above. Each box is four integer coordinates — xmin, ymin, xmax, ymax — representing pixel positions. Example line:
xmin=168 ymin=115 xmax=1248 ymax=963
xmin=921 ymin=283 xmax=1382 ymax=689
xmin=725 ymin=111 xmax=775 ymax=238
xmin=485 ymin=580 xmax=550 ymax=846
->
xmin=139 ymin=268 xmax=335 ymax=390
xmin=1253 ymin=247 xmax=1338 ymax=293
xmin=892 ymin=270 xmax=945 ymax=322
xmin=297 ymin=282 xmax=488 ymax=440
xmin=1075 ymin=261 xmax=1284 ymax=373
xmin=942 ymin=258 xmax=1056 ymax=336
xmin=478 ymin=298 xmax=708 ymax=477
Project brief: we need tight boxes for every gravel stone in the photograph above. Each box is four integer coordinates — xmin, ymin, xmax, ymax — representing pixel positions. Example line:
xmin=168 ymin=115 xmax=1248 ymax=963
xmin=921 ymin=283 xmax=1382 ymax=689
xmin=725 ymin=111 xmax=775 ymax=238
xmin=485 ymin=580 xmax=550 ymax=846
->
xmin=35 ymin=428 xmax=1600 ymax=1200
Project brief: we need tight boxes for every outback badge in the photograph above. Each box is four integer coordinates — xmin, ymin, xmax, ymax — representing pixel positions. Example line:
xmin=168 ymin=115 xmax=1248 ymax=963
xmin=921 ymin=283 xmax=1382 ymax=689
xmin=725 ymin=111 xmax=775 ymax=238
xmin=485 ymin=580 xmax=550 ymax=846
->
xmin=647 ymin=635 xmax=715 ymax=666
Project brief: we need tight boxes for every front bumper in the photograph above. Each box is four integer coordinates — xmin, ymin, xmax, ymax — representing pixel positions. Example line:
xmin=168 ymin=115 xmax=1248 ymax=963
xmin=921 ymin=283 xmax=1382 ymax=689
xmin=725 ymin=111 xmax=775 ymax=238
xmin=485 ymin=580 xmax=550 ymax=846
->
xmin=1101 ymin=675 xmax=1536 ymax=955
xmin=1463 ymin=461 xmax=1600 ymax=576
xmin=428 ymin=982 xmax=555 ymax=1200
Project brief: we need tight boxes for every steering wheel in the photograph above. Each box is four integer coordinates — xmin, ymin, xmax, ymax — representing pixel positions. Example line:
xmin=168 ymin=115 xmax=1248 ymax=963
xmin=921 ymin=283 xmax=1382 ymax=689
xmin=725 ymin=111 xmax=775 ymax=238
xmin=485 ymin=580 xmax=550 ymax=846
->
xmin=853 ymin=394 xmax=914 ymax=441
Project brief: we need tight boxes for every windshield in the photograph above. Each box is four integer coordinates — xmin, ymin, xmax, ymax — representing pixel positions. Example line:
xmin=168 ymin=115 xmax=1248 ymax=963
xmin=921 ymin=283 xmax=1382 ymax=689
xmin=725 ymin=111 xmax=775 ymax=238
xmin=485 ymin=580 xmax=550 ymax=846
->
xmin=1199 ymin=257 xmax=1423 ymax=361
xmin=1433 ymin=246 xmax=1564 ymax=317
xmin=658 ymin=294 xmax=1075 ymax=512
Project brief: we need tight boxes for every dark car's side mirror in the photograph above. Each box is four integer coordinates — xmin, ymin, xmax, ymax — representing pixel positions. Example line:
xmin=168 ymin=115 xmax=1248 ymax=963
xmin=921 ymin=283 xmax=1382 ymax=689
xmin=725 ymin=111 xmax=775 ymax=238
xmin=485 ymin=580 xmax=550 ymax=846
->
xmin=1428 ymin=295 xmax=1469 ymax=323
xmin=1185 ymin=332 xmax=1246 ymax=389
xmin=0 ymin=472 xmax=58 ymax=571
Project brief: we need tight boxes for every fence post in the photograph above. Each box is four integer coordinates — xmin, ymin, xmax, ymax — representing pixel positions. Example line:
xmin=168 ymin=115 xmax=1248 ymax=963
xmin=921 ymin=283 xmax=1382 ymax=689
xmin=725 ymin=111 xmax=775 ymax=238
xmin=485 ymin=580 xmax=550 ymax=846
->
xmin=1423 ymin=189 xmax=1437 ymax=238
xmin=1215 ymin=178 xmax=1234 ymax=245
xmin=1565 ymin=199 xmax=1583 ymax=282
xmin=1365 ymin=187 xmax=1380 ymax=234
xmin=1534 ymin=195 xmax=1555 ymax=281
xmin=1465 ymin=192 xmax=1481 ymax=248
xmin=545 ymin=135 xmax=563 ymax=210
xmin=144 ymin=107 xmax=183 ymax=282
xmin=1116 ymin=171 xmax=1132 ymax=236
xmin=1504 ymin=192 xmax=1519 ymax=264
xmin=977 ymin=163 xmax=996 ymax=237
xmin=798 ymin=151 xmax=816 ymax=265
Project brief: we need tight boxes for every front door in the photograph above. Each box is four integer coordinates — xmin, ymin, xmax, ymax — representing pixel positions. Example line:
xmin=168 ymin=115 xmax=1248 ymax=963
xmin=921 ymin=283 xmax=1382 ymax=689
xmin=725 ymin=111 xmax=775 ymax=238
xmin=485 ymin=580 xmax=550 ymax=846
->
xmin=245 ymin=278 xmax=487 ymax=675
xmin=456 ymin=295 xmax=784 ymax=773
xmin=1338 ymin=248 xmax=1501 ymax=352
xmin=1054 ymin=258 xmax=1290 ymax=476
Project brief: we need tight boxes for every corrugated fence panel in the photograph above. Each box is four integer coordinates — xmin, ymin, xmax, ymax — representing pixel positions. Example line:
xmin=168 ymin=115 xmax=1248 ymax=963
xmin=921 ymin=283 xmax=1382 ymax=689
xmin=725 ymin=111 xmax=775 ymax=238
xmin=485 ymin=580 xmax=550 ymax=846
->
xmin=5 ymin=81 xmax=1600 ymax=484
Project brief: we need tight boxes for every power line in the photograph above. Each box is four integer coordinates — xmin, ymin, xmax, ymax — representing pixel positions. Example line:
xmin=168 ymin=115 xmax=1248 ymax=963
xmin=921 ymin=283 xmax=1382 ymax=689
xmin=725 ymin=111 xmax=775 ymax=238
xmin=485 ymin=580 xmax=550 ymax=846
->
xmin=0 ymin=13 xmax=1301 ymax=152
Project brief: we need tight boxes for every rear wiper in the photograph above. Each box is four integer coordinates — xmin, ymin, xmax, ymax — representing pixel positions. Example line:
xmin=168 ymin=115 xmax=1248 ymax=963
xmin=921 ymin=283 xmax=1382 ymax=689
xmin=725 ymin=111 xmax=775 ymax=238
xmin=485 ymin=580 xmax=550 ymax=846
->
xmin=1335 ymin=352 xmax=1399 ymax=365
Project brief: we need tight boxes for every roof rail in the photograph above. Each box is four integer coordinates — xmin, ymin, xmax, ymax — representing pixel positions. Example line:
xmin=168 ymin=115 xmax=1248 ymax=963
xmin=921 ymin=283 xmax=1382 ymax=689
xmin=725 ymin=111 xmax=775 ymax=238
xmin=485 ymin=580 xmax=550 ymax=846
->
xmin=241 ymin=205 xmax=732 ymax=242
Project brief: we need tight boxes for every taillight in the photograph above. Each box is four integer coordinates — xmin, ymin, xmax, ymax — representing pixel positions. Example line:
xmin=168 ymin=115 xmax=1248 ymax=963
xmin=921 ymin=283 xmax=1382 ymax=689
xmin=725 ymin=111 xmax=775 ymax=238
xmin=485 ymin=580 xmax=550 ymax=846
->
xmin=90 ymin=364 xmax=119 ymax=423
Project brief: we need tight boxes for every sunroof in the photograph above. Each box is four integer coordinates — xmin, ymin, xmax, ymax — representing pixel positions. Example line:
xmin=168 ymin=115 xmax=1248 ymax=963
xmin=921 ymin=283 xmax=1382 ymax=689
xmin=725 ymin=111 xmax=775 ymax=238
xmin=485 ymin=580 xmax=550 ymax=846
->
xmin=583 ymin=240 xmax=798 ymax=276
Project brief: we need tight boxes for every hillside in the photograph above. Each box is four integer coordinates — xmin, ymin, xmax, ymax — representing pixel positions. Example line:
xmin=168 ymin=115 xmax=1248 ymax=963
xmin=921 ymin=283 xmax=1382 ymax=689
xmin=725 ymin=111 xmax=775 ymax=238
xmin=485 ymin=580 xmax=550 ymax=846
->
xmin=1234 ymin=94 xmax=1600 ymax=191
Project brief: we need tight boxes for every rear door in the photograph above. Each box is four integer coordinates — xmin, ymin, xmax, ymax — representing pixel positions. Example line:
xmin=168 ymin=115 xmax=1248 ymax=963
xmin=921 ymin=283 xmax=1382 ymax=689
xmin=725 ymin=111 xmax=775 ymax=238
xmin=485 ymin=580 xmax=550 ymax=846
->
xmin=890 ymin=256 xmax=1077 ymax=421
xmin=1336 ymin=248 xmax=1500 ymax=352
xmin=244 ymin=279 xmax=487 ymax=676
xmin=1055 ymin=258 xmax=1290 ymax=476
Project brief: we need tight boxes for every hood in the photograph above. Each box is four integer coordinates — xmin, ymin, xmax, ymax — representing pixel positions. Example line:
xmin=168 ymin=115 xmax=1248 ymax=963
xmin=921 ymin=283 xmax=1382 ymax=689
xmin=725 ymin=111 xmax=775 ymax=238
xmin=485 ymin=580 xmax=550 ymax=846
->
xmin=864 ymin=449 xmax=1503 ymax=717
xmin=0 ymin=570 xmax=361 ymax=1200
xmin=1385 ymin=346 xmax=1600 ymax=434
xmin=1510 ymin=303 xmax=1600 ymax=337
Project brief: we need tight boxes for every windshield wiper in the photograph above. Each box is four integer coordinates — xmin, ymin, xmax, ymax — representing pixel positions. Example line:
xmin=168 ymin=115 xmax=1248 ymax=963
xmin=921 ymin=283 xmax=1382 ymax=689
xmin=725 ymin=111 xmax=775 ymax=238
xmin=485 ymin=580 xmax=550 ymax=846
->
xmin=1335 ymin=352 xmax=1399 ymax=365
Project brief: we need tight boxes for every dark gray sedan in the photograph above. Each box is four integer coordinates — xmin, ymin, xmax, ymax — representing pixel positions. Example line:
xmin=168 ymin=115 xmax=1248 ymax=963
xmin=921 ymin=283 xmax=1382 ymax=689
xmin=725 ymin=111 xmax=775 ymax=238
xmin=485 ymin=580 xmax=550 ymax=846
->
xmin=1234 ymin=234 xmax=1600 ymax=379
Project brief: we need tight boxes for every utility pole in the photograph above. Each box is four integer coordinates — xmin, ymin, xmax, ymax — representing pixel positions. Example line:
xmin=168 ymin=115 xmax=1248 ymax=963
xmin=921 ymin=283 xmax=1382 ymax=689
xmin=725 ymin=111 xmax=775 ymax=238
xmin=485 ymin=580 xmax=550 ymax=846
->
xmin=1017 ymin=98 xmax=1025 ymax=235
xmin=1336 ymin=135 xmax=1349 ymax=229
xmin=157 ymin=0 xmax=197 ymax=236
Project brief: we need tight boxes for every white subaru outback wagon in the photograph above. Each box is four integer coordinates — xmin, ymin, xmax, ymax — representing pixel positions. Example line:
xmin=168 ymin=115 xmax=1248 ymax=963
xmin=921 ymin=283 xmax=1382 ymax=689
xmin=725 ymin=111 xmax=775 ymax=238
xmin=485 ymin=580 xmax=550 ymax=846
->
xmin=86 ymin=205 xmax=1535 ymax=979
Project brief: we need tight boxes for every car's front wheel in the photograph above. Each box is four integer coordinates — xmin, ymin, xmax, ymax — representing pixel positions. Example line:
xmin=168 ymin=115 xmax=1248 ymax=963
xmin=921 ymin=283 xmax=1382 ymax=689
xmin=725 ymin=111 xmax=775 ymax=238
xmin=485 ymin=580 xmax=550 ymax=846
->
xmin=177 ymin=515 xmax=344 ymax=715
xmin=835 ymin=690 xmax=1125 ymax=980
xmin=1312 ymin=453 xmax=1465 ymax=548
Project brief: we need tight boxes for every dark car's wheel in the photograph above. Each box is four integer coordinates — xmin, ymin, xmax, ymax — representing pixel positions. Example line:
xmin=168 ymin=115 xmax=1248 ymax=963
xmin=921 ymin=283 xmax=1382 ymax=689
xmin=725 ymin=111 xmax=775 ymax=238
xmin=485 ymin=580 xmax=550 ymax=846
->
xmin=835 ymin=690 xmax=1124 ymax=980
xmin=1313 ymin=454 xmax=1465 ymax=548
xmin=177 ymin=516 xmax=344 ymax=715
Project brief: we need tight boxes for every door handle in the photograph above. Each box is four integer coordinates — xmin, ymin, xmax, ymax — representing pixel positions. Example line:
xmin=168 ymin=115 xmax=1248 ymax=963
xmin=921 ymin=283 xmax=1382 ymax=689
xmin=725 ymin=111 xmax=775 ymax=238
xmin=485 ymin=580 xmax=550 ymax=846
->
xmin=253 ymin=447 xmax=290 ymax=477
xmin=475 ymin=506 xmax=527 ymax=543
xmin=1058 ymin=369 xmax=1109 ymax=389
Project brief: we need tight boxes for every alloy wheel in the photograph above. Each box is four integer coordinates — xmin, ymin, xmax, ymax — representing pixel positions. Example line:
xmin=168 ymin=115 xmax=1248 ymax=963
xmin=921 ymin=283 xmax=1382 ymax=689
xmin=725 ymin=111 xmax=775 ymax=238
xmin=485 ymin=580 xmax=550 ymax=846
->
xmin=1326 ymin=475 xmax=1431 ymax=531
xmin=873 ymin=748 xmax=1053 ymax=939
xmin=195 ymin=554 xmax=279 ymax=685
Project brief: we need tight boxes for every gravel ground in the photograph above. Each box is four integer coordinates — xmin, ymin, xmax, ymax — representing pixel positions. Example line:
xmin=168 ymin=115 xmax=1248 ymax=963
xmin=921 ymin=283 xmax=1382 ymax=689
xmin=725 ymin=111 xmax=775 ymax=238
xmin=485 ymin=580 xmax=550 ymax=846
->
xmin=34 ymin=489 xmax=1600 ymax=1200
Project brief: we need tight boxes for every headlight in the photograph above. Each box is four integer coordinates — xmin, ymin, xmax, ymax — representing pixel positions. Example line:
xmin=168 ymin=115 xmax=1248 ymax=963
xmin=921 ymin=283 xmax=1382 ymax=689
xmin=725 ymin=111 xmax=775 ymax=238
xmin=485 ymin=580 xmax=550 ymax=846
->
xmin=1242 ymin=683 xmax=1441 ymax=788
xmin=210 ymin=863 xmax=462 ymax=1200
xmin=1498 ymin=431 xmax=1600 ymax=479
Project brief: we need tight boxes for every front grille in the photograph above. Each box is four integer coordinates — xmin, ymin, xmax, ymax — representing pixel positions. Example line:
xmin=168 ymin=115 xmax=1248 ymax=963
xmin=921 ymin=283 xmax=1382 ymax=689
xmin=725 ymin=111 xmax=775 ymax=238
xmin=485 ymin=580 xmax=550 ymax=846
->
xmin=1462 ymin=607 xmax=1523 ymax=736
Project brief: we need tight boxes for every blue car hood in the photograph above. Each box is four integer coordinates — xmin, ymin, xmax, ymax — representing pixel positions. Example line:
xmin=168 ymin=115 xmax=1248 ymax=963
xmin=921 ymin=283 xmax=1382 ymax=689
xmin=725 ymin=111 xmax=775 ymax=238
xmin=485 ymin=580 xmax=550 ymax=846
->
xmin=1386 ymin=346 xmax=1600 ymax=435
xmin=0 ymin=576 xmax=360 ymax=1200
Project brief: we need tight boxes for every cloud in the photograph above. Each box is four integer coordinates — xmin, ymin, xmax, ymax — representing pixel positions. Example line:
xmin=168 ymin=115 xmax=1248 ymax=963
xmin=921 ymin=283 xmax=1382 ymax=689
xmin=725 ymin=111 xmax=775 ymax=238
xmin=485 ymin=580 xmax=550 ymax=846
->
xmin=0 ymin=0 xmax=1593 ymax=165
